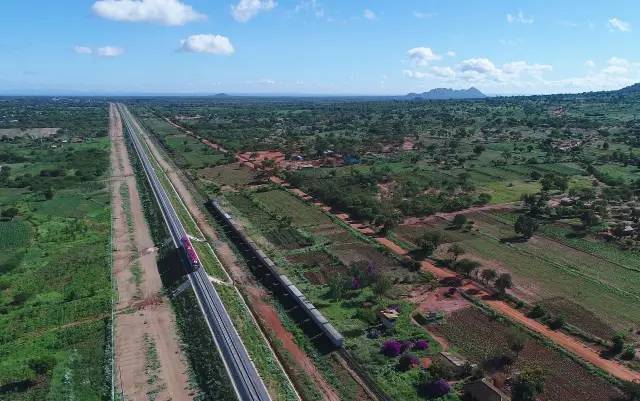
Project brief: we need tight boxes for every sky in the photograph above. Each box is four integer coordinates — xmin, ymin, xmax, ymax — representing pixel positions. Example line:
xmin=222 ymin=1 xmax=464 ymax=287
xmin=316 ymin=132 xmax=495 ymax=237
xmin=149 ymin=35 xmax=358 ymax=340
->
xmin=0 ymin=0 xmax=639 ymax=95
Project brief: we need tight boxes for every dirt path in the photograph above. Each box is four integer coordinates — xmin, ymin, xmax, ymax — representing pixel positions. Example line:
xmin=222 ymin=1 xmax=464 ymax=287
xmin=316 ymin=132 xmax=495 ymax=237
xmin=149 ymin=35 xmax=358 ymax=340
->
xmin=110 ymin=104 xmax=193 ymax=401
xmin=131 ymin=115 xmax=348 ymax=401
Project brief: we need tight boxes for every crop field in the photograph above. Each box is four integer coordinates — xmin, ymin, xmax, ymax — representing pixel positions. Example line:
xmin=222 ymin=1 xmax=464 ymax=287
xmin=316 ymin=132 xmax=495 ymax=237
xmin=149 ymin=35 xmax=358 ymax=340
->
xmin=253 ymin=189 xmax=332 ymax=228
xmin=198 ymin=163 xmax=258 ymax=187
xmin=394 ymin=212 xmax=640 ymax=338
xmin=431 ymin=307 xmax=621 ymax=401
xmin=0 ymin=99 xmax=111 ymax=401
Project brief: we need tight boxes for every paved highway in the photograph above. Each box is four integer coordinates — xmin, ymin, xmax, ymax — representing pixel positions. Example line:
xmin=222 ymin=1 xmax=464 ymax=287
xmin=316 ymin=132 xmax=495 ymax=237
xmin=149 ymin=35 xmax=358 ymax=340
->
xmin=116 ymin=103 xmax=272 ymax=401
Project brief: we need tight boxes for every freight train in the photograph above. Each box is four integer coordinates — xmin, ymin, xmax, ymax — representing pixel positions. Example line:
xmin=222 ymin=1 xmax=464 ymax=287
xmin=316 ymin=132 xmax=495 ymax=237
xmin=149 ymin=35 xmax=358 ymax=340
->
xmin=208 ymin=200 xmax=344 ymax=347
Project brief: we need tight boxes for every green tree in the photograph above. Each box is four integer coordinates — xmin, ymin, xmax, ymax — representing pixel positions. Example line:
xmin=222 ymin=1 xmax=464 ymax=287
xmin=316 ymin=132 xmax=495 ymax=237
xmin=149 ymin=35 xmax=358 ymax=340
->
xmin=454 ymin=258 xmax=481 ymax=277
xmin=515 ymin=215 xmax=538 ymax=239
xmin=448 ymin=243 xmax=465 ymax=261
xmin=480 ymin=268 xmax=497 ymax=284
xmin=495 ymin=273 xmax=513 ymax=295
xmin=328 ymin=274 xmax=348 ymax=300
xmin=372 ymin=273 xmax=393 ymax=299
xmin=512 ymin=368 xmax=546 ymax=401
xmin=506 ymin=327 xmax=527 ymax=358
xmin=451 ymin=214 xmax=468 ymax=229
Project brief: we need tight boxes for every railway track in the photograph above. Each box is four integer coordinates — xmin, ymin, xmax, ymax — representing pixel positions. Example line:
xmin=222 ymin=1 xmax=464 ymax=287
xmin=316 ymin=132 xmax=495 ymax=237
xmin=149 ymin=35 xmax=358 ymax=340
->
xmin=116 ymin=103 xmax=272 ymax=401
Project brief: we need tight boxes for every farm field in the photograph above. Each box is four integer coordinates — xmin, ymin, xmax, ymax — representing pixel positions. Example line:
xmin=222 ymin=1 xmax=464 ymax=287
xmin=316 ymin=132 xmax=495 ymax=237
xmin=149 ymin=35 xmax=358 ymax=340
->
xmin=392 ymin=211 xmax=640 ymax=339
xmin=0 ymin=99 xmax=111 ymax=401
xmin=430 ymin=306 xmax=622 ymax=401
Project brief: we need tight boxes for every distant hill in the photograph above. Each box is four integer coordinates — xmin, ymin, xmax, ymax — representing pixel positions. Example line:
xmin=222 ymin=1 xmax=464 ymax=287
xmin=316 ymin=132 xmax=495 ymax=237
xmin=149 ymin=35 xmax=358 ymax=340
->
xmin=614 ymin=83 xmax=640 ymax=95
xmin=407 ymin=87 xmax=487 ymax=100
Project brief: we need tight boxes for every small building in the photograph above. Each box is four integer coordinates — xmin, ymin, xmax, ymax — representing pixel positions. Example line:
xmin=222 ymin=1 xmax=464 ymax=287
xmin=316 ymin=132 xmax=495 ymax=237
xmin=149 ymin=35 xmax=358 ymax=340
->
xmin=437 ymin=352 xmax=475 ymax=376
xmin=378 ymin=308 xmax=399 ymax=329
xmin=463 ymin=378 xmax=511 ymax=401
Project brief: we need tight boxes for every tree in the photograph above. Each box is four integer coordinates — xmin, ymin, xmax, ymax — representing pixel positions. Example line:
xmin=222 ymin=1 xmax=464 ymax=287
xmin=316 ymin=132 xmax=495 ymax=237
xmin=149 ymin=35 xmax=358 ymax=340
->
xmin=454 ymin=258 xmax=480 ymax=277
xmin=418 ymin=231 xmax=441 ymax=257
xmin=506 ymin=328 xmax=527 ymax=358
xmin=480 ymin=268 xmax=497 ymax=284
xmin=451 ymin=214 xmax=468 ymax=229
xmin=1 ymin=207 xmax=19 ymax=220
xmin=495 ymin=273 xmax=513 ymax=295
xmin=327 ymin=273 xmax=348 ymax=300
xmin=512 ymin=368 xmax=546 ymax=401
xmin=43 ymin=188 xmax=54 ymax=200
xmin=515 ymin=215 xmax=538 ymax=239
xmin=448 ymin=243 xmax=465 ymax=261
xmin=372 ymin=273 xmax=392 ymax=299
xmin=580 ymin=209 xmax=600 ymax=228
xmin=611 ymin=332 xmax=626 ymax=355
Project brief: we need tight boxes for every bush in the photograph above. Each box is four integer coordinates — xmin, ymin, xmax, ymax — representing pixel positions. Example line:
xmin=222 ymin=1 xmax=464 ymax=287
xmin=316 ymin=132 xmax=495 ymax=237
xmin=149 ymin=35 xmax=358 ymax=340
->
xmin=527 ymin=304 xmax=546 ymax=319
xmin=422 ymin=378 xmax=451 ymax=399
xmin=413 ymin=339 xmax=430 ymax=350
xmin=381 ymin=339 xmax=403 ymax=357
xmin=398 ymin=353 xmax=420 ymax=371
xmin=548 ymin=316 xmax=565 ymax=330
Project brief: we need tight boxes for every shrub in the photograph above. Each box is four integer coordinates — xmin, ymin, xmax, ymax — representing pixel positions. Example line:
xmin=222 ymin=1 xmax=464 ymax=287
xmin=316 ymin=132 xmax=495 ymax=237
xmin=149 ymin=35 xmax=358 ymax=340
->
xmin=422 ymin=378 xmax=451 ymax=398
xmin=398 ymin=353 xmax=420 ymax=371
xmin=527 ymin=304 xmax=546 ymax=319
xmin=381 ymin=339 xmax=402 ymax=357
xmin=413 ymin=339 xmax=429 ymax=351
xmin=400 ymin=340 xmax=413 ymax=353
xmin=621 ymin=346 xmax=636 ymax=361
xmin=548 ymin=316 xmax=565 ymax=330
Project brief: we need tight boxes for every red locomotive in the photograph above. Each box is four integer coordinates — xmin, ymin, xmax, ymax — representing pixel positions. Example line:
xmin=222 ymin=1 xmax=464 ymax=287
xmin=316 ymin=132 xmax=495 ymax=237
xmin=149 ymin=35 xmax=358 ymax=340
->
xmin=181 ymin=237 xmax=201 ymax=270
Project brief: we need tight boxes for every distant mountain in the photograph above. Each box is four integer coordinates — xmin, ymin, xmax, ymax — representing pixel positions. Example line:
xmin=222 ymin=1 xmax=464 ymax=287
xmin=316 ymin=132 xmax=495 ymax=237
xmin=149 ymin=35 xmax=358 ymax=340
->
xmin=615 ymin=83 xmax=640 ymax=95
xmin=407 ymin=87 xmax=487 ymax=100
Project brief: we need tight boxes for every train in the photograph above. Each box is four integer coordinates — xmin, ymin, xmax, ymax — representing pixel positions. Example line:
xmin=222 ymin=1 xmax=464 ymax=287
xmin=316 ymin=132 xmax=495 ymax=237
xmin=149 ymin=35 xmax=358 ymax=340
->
xmin=208 ymin=200 xmax=344 ymax=348
xmin=181 ymin=236 xmax=201 ymax=271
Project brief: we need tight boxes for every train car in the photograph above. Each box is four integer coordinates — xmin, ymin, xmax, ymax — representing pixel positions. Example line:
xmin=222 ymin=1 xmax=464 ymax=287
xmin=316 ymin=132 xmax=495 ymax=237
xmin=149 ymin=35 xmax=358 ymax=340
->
xmin=181 ymin=236 xmax=201 ymax=270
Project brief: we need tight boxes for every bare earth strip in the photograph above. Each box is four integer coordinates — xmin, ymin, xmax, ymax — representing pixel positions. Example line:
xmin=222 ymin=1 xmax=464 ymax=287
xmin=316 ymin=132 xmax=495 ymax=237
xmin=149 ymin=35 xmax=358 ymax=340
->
xmin=133 ymin=116 xmax=344 ymax=401
xmin=110 ymin=104 xmax=194 ymax=401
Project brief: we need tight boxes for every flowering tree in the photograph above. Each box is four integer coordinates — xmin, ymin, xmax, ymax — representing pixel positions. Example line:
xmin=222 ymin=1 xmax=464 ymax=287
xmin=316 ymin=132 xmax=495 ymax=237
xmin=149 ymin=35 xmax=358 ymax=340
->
xmin=424 ymin=378 xmax=451 ymax=398
xmin=413 ymin=339 xmax=429 ymax=351
xmin=398 ymin=353 xmax=420 ymax=371
xmin=380 ymin=339 xmax=402 ymax=357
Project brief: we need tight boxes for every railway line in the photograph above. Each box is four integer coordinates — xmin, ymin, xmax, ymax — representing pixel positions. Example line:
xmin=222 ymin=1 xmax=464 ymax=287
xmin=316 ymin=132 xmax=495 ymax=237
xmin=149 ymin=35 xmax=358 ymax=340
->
xmin=116 ymin=103 xmax=272 ymax=401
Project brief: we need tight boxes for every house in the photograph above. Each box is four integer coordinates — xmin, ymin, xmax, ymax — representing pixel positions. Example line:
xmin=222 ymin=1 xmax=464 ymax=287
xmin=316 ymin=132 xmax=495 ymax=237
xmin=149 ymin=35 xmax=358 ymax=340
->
xmin=463 ymin=378 xmax=511 ymax=401
xmin=378 ymin=308 xmax=399 ymax=329
xmin=437 ymin=352 xmax=475 ymax=376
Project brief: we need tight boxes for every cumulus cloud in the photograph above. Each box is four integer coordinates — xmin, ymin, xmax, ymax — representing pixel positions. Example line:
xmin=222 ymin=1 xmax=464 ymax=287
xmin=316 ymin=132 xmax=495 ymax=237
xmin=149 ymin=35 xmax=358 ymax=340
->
xmin=74 ymin=46 xmax=93 ymax=55
xmin=584 ymin=60 xmax=595 ymax=68
xmin=608 ymin=17 xmax=631 ymax=32
xmin=407 ymin=47 xmax=442 ymax=66
xmin=231 ymin=0 xmax=276 ymax=23
xmin=179 ymin=34 xmax=235 ymax=55
xmin=363 ymin=9 xmax=376 ymax=20
xmin=404 ymin=57 xmax=553 ymax=87
xmin=97 ymin=46 xmax=124 ymax=57
xmin=507 ymin=11 xmax=534 ymax=24
xmin=92 ymin=0 xmax=205 ymax=26
xmin=446 ymin=51 xmax=456 ymax=57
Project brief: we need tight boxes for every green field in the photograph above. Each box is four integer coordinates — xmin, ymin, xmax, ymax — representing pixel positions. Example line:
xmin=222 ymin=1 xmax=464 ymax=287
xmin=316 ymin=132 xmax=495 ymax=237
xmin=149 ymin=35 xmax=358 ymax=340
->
xmin=0 ymin=101 xmax=111 ymax=401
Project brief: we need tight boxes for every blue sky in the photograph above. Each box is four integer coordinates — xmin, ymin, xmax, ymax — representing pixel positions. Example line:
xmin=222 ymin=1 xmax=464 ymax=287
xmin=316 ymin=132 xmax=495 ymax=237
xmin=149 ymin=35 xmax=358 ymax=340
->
xmin=0 ymin=0 xmax=638 ymax=95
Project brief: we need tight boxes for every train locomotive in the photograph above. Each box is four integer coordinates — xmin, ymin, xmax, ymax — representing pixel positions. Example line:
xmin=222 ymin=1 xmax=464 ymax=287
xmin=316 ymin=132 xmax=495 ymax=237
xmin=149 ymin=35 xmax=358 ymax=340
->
xmin=181 ymin=237 xmax=201 ymax=271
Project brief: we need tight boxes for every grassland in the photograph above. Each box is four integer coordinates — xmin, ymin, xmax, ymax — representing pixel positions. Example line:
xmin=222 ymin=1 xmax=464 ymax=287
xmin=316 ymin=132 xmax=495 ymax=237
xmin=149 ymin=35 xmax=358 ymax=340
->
xmin=0 ymin=100 xmax=111 ymax=401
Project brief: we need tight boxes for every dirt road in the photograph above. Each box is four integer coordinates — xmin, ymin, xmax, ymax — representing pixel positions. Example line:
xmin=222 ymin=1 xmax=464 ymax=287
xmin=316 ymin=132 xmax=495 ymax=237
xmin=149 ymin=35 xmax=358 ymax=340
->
xmin=132 ymin=116 xmax=349 ymax=401
xmin=110 ymin=104 xmax=193 ymax=401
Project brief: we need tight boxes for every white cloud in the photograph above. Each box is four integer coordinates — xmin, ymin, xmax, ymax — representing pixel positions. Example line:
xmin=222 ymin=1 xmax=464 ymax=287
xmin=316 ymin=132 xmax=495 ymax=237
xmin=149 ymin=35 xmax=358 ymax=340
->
xmin=295 ymin=0 xmax=324 ymax=19
xmin=502 ymin=61 xmax=552 ymax=76
xmin=92 ymin=0 xmax=205 ymax=26
xmin=446 ymin=51 xmax=456 ymax=57
xmin=507 ymin=11 xmax=534 ymax=24
xmin=231 ymin=0 xmax=276 ymax=23
xmin=179 ymin=34 xmax=235 ymax=55
xmin=430 ymin=66 xmax=456 ymax=79
xmin=97 ymin=46 xmax=124 ymax=57
xmin=74 ymin=46 xmax=93 ymax=55
xmin=363 ymin=9 xmax=376 ymax=20
xmin=584 ymin=60 xmax=595 ymax=68
xmin=407 ymin=47 xmax=442 ymax=66
xmin=413 ymin=11 xmax=435 ymax=19
xmin=608 ymin=17 xmax=631 ymax=32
